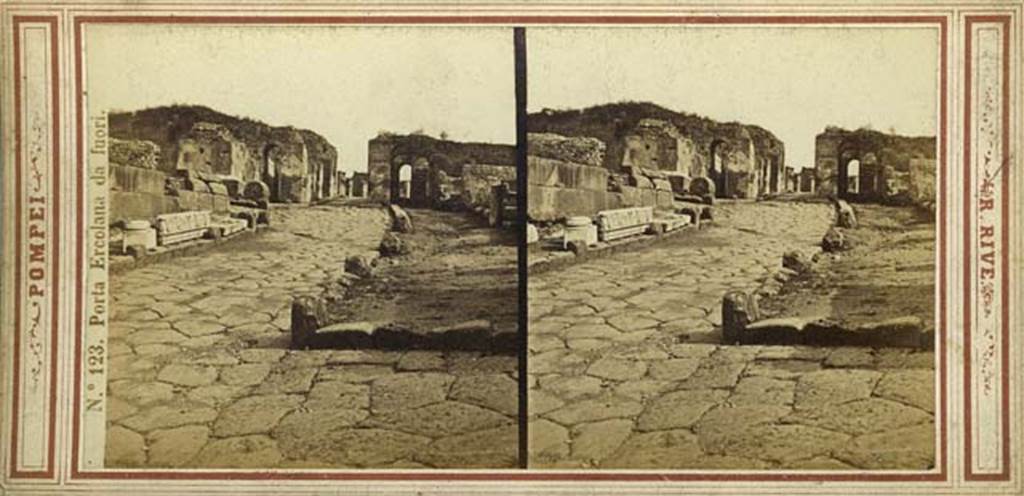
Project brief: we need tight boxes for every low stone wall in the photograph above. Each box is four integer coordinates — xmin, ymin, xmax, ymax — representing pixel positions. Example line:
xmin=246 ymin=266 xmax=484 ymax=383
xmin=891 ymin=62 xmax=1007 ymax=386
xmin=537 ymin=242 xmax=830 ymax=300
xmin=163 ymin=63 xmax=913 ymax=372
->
xmin=462 ymin=163 xmax=516 ymax=212
xmin=527 ymin=156 xmax=674 ymax=222
xmin=529 ymin=156 xmax=607 ymax=191
xmin=110 ymin=164 xmax=167 ymax=195
xmin=111 ymin=190 xmax=230 ymax=226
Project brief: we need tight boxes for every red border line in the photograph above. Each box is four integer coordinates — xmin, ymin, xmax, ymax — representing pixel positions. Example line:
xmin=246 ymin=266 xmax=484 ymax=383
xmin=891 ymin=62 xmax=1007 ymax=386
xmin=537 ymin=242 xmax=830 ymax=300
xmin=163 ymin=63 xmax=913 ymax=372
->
xmin=70 ymin=14 xmax=949 ymax=24
xmin=962 ymin=14 xmax=1012 ymax=482
xmin=68 ymin=13 xmax=949 ymax=483
xmin=8 ymin=15 xmax=61 ymax=481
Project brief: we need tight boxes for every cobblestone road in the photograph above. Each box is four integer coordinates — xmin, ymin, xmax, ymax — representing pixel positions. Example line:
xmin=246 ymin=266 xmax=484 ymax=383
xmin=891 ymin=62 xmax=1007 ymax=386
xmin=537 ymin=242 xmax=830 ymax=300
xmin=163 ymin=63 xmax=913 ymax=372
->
xmin=106 ymin=203 xmax=517 ymax=469
xmin=529 ymin=201 xmax=936 ymax=469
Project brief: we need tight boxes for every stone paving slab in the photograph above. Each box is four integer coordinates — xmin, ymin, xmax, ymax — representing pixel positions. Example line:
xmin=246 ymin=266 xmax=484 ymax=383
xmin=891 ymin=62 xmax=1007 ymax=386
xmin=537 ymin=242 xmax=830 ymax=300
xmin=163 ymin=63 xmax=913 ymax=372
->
xmin=105 ymin=205 xmax=517 ymax=469
xmin=529 ymin=201 xmax=936 ymax=469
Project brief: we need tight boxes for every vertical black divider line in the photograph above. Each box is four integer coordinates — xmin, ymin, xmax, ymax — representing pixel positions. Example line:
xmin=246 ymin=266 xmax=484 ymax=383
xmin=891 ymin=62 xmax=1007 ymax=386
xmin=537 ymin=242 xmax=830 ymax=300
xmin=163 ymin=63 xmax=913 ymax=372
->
xmin=513 ymin=26 xmax=529 ymax=470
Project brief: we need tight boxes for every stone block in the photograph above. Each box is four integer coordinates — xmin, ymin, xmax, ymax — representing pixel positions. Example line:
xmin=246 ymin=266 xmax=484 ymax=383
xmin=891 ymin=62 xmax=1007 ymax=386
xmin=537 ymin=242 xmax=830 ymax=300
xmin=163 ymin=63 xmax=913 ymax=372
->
xmin=563 ymin=217 xmax=597 ymax=249
xmin=651 ymin=214 xmax=691 ymax=233
xmin=616 ymin=186 xmax=642 ymax=208
xmin=528 ymin=185 xmax=610 ymax=222
xmin=389 ymin=204 xmax=414 ymax=233
xmin=110 ymin=164 xmax=168 ymax=195
xmin=835 ymin=200 xmax=857 ymax=228
xmin=722 ymin=291 xmax=760 ymax=344
xmin=207 ymin=181 xmax=229 ymax=197
xmin=290 ymin=296 xmax=330 ymax=349
xmin=122 ymin=221 xmax=157 ymax=253
xmin=208 ymin=216 xmax=248 ymax=238
xmin=629 ymin=174 xmax=654 ymax=190
xmin=596 ymin=206 xmax=654 ymax=232
xmin=525 ymin=223 xmax=539 ymax=244
xmin=821 ymin=227 xmax=848 ymax=252
xmin=345 ymin=255 xmax=375 ymax=278
xmin=656 ymin=190 xmax=676 ymax=210
xmin=782 ymin=251 xmax=813 ymax=274
xmin=111 ymin=191 xmax=180 ymax=226
xmin=379 ymin=232 xmax=409 ymax=257
xmin=528 ymin=156 xmax=609 ymax=192
xmin=155 ymin=210 xmax=211 ymax=246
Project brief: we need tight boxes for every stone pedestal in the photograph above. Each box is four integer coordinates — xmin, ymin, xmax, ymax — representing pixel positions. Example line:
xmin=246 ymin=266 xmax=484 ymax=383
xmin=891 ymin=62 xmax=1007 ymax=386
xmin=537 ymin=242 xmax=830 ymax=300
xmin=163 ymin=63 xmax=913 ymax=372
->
xmin=563 ymin=216 xmax=597 ymax=250
xmin=122 ymin=220 xmax=157 ymax=253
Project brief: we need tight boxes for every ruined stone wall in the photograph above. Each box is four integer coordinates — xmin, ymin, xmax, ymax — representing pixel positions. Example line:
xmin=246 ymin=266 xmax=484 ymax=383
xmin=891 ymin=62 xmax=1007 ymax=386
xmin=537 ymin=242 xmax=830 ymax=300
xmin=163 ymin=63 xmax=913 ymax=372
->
xmin=907 ymin=158 xmax=937 ymax=207
xmin=527 ymin=132 xmax=674 ymax=221
xmin=528 ymin=102 xmax=784 ymax=199
xmin=529 ymin=133 xmax=605 ymax=168
xmin=814 ymin=127 xmax=936 ymax=202
xmin=174 ymin=122 xmax=255 ymax=180
xmin=462 ymin=164 xmax=517 ymax=212
xmin=620 ymin=118 xmax=697 ymax=177
xmin=366 ymin=133 xmax=515 ymax=207
xmin=107 ymin=138 xmax=231 ymax=226
xmin=110 ymin=105 xmax=339 ymax=204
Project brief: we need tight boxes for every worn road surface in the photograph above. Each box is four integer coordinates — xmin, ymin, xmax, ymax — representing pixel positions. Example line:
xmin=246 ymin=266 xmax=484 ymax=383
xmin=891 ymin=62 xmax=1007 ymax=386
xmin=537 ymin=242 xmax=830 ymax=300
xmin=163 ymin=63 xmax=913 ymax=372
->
xmin=106 ymin=203 xmax=517 ymax=469
xmin=528 ymin=200 xmax=936 ymax=469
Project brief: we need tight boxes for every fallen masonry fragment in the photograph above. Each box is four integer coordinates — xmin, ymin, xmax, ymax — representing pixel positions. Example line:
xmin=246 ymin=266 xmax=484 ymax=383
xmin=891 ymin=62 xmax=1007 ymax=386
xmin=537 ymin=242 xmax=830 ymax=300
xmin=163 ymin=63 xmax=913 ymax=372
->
xmin=596 ymin=207 xmax=654 ymax=242
xmin=821 ymin=227 xmax=849 ymax=252
xmin=156 ymin=210 xmax=212 ymax=246
xmin=344 ymin=255 xmax=376 ymax=278
xmin=378 ymin=232 xmax=409 ymax=258
xmin=388 ymin=204 xmax=414 ymax=233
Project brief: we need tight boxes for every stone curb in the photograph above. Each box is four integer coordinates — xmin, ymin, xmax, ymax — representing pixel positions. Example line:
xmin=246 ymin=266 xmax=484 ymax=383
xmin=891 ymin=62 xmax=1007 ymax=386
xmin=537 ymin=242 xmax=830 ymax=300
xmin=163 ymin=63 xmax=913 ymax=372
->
xmin=528 ymin=222 xmax=704 ymax=275
xmin=291 ymin=302 xmax=517 ymax=354
xmin=110 ymin=227 xmax=269 ymax=276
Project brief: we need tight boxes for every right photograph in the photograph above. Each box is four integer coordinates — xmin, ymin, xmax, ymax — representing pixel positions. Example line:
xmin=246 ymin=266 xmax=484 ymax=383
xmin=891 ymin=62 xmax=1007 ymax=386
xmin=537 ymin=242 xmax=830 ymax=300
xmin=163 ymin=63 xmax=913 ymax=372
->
xmin=526 ymin=26 xmax=940 ymax=470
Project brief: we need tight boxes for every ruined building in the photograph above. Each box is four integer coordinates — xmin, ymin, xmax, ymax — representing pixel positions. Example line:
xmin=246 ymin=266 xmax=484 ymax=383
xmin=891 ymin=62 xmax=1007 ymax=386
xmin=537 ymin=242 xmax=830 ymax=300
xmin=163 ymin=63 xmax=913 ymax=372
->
xmin=366 ymin=133 xmax=516 ymax=213
xmin=109 ymin=105 xmax=345 ymax=225
xmin=525 ymin=102 xmax=786 ymax=221
xmin=814 ymin=127 xmax=936 ymax=205
xmin=528 ymin=102 xmax=787 ymax=200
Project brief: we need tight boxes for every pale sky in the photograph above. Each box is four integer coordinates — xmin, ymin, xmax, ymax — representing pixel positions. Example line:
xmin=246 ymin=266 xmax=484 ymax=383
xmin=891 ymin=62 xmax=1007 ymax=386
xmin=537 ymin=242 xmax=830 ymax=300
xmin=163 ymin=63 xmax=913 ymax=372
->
xmin=85 ymin=25 xmax=515 ymax=173
xmin=528 ymin=26 xmax=939 ymax=169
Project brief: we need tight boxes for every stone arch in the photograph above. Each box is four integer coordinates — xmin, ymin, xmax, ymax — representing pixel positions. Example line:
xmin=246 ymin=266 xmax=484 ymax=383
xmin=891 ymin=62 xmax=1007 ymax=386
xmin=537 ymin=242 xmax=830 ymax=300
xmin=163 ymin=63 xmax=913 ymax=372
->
xmin=395 ymin=162 xmax=413 ymax=203
xmin=709 ymin=139 xmax=728 ymax=197
xmin=837 ymin=147 xmax=861 ymax=200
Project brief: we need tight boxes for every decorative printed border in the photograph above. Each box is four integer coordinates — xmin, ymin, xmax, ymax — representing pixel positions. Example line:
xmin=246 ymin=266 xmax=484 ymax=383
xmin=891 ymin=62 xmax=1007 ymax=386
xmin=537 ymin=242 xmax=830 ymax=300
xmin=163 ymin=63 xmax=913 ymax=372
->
xmin=2 ymin=3 xmax=1018 ymax=492
xmin=64 ymin=12 xmax=951 ymax=484
xmin=7 ymin=14 xmax=60 ymax=481
xmin=963 ymin=13 xmax=1012 ymax=482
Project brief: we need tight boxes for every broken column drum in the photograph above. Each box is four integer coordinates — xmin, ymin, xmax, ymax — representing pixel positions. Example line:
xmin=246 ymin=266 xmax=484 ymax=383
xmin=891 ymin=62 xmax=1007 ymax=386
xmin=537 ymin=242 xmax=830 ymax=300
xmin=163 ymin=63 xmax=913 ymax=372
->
xmin=563 ymin=216 xmax=597 ymax=250
xmin=122 ymin=219 xmax=157 ymax=253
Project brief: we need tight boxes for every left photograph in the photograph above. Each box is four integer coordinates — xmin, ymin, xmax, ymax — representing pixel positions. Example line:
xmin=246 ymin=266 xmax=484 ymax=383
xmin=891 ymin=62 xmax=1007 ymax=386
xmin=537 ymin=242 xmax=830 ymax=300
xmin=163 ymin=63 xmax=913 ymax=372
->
xmin=86 ymin=24 xmax=520 ymax=469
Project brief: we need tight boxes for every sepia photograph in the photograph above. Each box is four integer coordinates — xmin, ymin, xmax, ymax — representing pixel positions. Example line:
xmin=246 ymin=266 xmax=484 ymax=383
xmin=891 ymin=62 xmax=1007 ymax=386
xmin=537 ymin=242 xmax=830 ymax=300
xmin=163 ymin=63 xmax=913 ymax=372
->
xmin=2 ymin=2 xmax=1020 ymax=494
xmin=526 ymin=26 xmax=940 ymax=470
xmin=87 ymin=24 xmax=520 ymax=469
